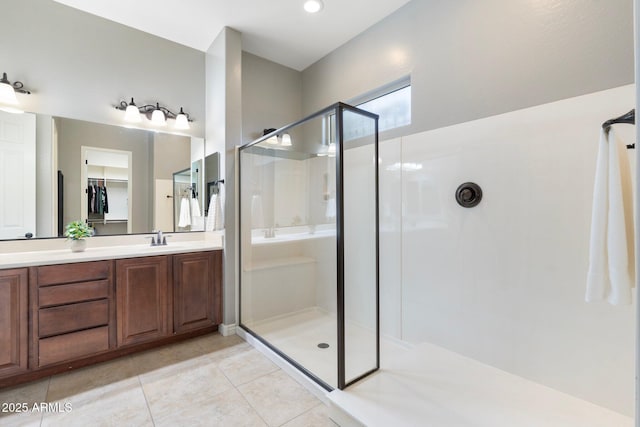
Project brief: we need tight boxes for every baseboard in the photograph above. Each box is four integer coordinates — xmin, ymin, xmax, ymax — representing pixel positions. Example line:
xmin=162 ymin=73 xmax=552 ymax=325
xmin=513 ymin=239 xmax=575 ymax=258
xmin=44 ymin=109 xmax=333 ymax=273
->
xmin=218 ymin=323 xmax=237 ymax=336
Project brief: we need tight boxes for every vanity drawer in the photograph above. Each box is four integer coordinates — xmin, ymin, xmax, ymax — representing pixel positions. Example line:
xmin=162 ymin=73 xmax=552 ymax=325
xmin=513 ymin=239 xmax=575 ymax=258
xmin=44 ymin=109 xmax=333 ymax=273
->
xmin=36 ymin=261 xmax=111 ymax=287
xmin=38 ymin=326 xmax=109 ymax=367
xmin=38 ymin=279 xmax=109 ymax=307
xmin=39 ymin=299 xmax=109 ymax=337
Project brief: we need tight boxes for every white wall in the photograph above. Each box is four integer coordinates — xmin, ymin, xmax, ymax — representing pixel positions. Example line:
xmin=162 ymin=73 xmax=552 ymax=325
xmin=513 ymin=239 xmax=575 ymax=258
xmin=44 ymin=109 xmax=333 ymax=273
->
xmin=379 ymin=85 xmax=636 ymax=415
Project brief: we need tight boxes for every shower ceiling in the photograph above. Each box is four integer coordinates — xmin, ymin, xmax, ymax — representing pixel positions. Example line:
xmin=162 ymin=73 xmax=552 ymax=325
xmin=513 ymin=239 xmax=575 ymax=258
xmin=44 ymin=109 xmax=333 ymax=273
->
xmin=52 ymin=0 xmax=411 ymax=71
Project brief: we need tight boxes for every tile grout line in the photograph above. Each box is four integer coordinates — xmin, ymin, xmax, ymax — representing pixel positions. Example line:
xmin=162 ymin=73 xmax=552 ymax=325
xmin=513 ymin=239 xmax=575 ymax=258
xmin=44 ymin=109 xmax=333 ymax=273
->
xmin=219 ymin=366 xmax=271 ymax=427
xmin=135 ymin=358 xmax=157 ymax=427
xmin=40 ymin=376 xmax=51 ymax=427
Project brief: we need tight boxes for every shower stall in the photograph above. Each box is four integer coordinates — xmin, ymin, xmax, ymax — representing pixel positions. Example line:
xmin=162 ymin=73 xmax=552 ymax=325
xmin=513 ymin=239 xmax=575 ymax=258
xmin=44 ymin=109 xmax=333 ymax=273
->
xmin=238 ymin=103 xmax=379 ymax=390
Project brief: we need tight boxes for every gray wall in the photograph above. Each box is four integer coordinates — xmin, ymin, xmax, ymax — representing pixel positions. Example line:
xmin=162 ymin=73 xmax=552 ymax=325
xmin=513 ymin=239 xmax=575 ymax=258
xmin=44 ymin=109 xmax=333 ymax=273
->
xmin=153 ymin=134 xmax=191 ymax=180
xmin=56 ymin=118 xmax=153 ymax=234
xmin=301 ymin=0 xmax=634 ymax=135
xmin=1 ymin=0 xmax=205 ymax=137
xmin=242 ymin=52 xmax=303 ymax=144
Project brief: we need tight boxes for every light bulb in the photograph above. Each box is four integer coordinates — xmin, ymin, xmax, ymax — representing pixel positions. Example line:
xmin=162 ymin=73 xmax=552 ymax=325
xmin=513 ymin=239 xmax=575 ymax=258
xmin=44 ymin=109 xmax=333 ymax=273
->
xmin=123 ymin=98 xmax=141 ymax=123
xmin=174 ymin=107 xmax=190 ymax=130
xmin=151 ymin=104 xmax=166 ymax=126
xmin=304 ymin=0 xmax=324 ymax=13
xmin=0 ymin=74 xmax=22 ymax=114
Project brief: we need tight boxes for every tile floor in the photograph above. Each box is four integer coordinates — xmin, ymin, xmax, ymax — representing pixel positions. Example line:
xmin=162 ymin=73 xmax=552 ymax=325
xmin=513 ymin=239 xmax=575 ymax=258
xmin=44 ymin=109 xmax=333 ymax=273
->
xmin=0 ymin=333 xmax=338 ymax=427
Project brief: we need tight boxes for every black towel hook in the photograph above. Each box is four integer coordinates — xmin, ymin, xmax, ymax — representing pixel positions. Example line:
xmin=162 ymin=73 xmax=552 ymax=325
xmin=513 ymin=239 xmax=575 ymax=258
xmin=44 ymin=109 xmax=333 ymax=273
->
xmin=602 ymin=109 xmax=635 ymax=149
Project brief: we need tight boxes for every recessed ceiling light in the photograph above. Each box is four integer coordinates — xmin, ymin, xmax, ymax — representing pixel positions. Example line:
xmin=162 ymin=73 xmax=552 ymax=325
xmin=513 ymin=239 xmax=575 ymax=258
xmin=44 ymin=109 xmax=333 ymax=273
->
xmin=304 ymin=0 xmax=324 ymax=13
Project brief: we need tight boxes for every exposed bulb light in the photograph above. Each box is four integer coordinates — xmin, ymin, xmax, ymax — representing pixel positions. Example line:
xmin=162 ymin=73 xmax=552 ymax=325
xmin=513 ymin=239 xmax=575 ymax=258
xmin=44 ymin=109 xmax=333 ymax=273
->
xmin=123 ymin=98 xmax=142 ymax=123
xmin=281 ymin=133 xmax=292 ymax=146
xmin=116 ymin=98 xmax=193 ymax=131
xmin=304 ymin=0 xmax=324 ymax=13
xmin=174 ymin=107 xmax=190 ymax=130
xmin=0 ymin=72 xmax=28 ymax=114
xmin=151 ymin=103 xmax=167 ymax=126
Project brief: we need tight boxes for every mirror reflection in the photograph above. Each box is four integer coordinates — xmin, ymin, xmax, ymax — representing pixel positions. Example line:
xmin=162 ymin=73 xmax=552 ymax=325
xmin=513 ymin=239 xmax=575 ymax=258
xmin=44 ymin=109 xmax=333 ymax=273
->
xmin=0 ymin=110 xmax=220 ymax=240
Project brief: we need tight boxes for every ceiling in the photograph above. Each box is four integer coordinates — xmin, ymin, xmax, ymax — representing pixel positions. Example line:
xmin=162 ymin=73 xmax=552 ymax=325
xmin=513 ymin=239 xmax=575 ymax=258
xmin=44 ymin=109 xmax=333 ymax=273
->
xmin=52 ymin=0 xmax=411 ymax=71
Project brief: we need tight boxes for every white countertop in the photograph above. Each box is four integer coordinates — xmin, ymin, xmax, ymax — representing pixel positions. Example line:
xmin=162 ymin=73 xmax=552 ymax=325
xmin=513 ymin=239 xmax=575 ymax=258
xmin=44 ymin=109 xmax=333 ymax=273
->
xmin=0 ymin=240 xmax=223 ymax=269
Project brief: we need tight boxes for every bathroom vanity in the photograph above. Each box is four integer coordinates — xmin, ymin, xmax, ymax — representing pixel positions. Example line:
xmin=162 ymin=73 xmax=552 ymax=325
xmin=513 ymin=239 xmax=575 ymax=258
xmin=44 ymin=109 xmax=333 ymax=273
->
xmin=0 ymin=242 xmax=222 ymax=387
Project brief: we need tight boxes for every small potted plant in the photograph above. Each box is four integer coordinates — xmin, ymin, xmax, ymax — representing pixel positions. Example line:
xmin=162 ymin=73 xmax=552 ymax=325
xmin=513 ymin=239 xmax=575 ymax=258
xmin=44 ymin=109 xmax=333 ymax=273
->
xmin=65 ymin=220 xmax=93 ymax=252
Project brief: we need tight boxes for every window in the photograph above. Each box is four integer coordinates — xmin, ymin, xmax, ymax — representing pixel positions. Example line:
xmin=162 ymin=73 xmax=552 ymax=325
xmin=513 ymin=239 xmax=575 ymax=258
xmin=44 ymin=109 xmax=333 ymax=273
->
xmin=348 ymin=76 xmax=411 ymax=134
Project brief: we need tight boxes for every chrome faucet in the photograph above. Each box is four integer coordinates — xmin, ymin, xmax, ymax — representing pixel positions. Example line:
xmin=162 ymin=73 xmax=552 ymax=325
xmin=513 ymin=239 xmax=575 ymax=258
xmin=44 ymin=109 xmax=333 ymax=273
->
xmin=263 ymin=227 xmax=276 ymax=238
xmin=149 ymin=230 xmax=168 ymax=246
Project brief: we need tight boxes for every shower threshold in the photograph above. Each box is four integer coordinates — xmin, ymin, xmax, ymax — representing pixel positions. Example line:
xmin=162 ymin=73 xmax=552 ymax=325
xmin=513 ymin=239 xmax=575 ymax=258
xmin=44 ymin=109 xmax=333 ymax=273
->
xmin=327 ymin=341 xmax=633 ymax=427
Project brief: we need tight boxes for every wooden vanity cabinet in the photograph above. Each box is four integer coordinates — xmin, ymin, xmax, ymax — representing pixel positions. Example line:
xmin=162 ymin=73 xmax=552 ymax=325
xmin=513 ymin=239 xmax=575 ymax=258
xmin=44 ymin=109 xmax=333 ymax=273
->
xmin=0 ymin=268 xmax=28 ymax=378
xmin=116 ymin=256 xmax=170 ymax=347
xmin=0 ymin=249 xmax=222 ymax=387
xmin=173 ymin=251 xmax=222 ymax=333
xmin=31 ymin=261 xmax=114 ymax=368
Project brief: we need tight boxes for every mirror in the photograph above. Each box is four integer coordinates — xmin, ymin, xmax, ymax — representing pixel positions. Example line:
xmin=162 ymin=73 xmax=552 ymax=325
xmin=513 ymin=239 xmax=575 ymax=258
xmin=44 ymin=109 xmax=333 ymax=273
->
xmin=0 ymin=111 xmax=221 ymax=240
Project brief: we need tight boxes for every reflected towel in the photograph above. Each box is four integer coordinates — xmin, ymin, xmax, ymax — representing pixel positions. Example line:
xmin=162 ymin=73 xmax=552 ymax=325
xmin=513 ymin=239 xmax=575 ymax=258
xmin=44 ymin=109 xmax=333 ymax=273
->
xmin=251 ymin=195 xmax=264 ymax=229
xmin=178 ymin=197 xmax=191 ymax=228
xmin=586 ymin=128 xmax=635 ymax=305
xmin=326 ymin=197 xmax=336 ymax=220
xmin=190 ymin=197 xmax=201 ymax=218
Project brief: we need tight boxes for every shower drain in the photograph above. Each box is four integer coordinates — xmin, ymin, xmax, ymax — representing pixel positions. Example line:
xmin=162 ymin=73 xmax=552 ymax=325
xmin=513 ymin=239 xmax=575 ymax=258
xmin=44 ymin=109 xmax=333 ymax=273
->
xmin=317 ymin=343 xmax=330 ymax=349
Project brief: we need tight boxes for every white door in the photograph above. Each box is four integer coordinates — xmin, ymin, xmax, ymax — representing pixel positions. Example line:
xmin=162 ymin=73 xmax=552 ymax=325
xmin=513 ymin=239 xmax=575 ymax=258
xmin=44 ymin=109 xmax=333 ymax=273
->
xmin=0 ymin=111 xmax=36 ymax=239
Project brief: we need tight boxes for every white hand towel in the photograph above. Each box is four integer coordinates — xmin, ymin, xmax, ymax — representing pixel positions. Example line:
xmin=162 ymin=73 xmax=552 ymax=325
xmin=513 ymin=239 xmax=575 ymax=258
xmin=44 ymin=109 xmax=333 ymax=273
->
xmin=586 ymin=128 xmax=635 ymax=305
xmin=205 ymin=193 xmax=224 ymax=231
xmin=326 ymin=197 xmax=336 ymax=220
xmin=213 ymin=192 xmax=224 ymax=230
xmin=190 ymin=197 xmax=201 ymax=218
xmin=178 ymin=197 xmax=191 ymax=228
xmin=206 ymin=195 xmax=216 ymax=232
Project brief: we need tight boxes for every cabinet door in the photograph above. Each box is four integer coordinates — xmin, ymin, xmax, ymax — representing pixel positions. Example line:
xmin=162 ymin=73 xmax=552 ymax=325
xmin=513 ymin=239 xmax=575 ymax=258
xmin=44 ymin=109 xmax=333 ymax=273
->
xmin=116 ymin=256 xmax=169 ymax=347
xmin=0 ymin=268 xmax=28 ymax=377
xmin=173 ymin=251 xmax=222 ymax=333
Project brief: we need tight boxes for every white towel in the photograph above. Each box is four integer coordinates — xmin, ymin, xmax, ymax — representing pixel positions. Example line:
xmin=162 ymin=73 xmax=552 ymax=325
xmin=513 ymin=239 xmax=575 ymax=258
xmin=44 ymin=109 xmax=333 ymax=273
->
xmin=251 ymin=195 xmax=264 ymax=229
xmin=213 ymin=192 xmax=224 ymax=230
xmin=326 ymin=197 xmax=336 ymax=220
xmin=206 ymin=195 xmax=216 ymax=231
xmin=190 ymin=197 xmax=201 ymax=218
xmin=178 ymin=197 xmax=191 ymax=228
xmin=586 ymin=128 xmax=635 ymax=305
xmin=206 ymin=193 xmax=224 ymax=231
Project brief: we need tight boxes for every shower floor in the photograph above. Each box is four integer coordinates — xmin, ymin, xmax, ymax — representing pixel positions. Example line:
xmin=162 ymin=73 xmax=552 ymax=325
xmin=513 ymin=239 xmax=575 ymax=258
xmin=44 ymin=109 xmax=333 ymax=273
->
xmin=245 ymin=307 xmax=380 ymax=389
xmin=244 ymin=309 xmax=633 ymax=426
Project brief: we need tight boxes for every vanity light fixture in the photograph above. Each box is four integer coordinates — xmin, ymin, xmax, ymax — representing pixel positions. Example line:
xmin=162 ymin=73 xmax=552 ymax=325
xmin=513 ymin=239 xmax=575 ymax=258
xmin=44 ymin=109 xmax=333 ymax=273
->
xmin=280 ymin=133 xmax=292 ymax=146
xmin=303 ymin=0 xmax=324 ymax=13
xmin=174 ymin=108 xmax=190 ymax=130
xmin=123 ymin=98 xmax=142 ymax=123
xmin=262 ymin=128 xmax=292 ymax=147
xmin=151 ymin=103 xmax=167 ymax=127
xmin=0 ymin=72 xmax=31 ymax=114
xmin=116 ymin=98 xmax=192 ymax=130
xmin=317 ymin=141 xmax=336 ymax=157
